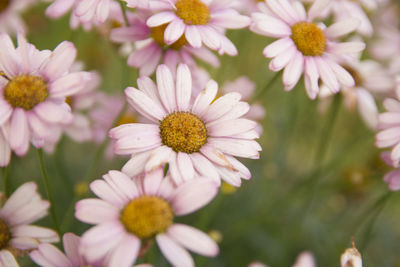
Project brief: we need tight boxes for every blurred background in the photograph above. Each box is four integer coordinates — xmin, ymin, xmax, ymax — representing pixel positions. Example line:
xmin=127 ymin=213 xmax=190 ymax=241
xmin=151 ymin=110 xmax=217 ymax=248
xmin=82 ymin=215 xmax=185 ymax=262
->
xmin=6 ymin=2 xmax=400 ymax=266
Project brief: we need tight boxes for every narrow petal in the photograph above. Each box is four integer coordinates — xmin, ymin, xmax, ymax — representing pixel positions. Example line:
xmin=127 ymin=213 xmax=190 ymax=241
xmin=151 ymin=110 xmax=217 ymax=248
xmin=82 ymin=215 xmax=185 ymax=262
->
xmin=175 ymin=64 xmax=192 ymax=111
xmin=157 ymin=65 xmax=177 ymax=113
xmin=156 ymin=234 xmax=194 ymax=267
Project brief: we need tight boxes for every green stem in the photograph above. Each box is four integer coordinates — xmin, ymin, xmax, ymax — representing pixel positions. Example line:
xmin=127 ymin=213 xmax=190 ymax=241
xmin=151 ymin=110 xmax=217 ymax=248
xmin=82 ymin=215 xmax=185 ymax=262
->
xmin=37 ymin=149 xmax=61 ymax=238
xmin=119 ymin=0 xmax=130 ymax=26
xmin=250 ymin=71 xmax=281 ymax=103
xmin=2 ymin=166 xmax=9 ymax=197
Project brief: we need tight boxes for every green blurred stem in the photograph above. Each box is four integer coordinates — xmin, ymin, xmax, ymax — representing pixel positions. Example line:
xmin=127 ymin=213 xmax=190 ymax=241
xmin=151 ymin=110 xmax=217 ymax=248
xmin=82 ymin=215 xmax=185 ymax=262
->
xmin=37 ymin=149 xmax=61 ymax=238
xmin=2 ymin=166 xmax=9 ymax=197
xmin=119 ymin=0 xmax=130 ymax=26
xmin=358 ymin=192 xmax=392 ymax=251
xmin=250 ymin=71 xmax=281 ymax=103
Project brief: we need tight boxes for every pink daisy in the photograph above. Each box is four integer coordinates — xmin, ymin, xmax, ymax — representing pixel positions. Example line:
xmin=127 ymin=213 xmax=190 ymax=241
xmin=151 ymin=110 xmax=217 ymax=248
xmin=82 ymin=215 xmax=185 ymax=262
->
xmin=380 ymin=152 xmax=400 ymax=192
xmin=0 ymin=33 xmax=92 ymax=166
xmin=109 ymin=64 xmax=261 ymax=187
xmin=375 ymin=92 xmax=400 ymax=168
xmin=319 ymin=58 xmax=393 ymax=129
xmin=111 ymin=12 xmax=220 ymax=76
xmin=75 ymin=0 xmax=111 ymax=25
xmin=146 ymin=0 xmax=251 ymax=55
xmin=251 ymin=0 xmax=366 ymax=99
xmin=31 ymin=233 xmax=97 ymax=267
xmin=0 ymin=182 xmax=59 ymax=266
xmin=0 ymin=0 xmax=37 ymax=34
xmin=75 ymin=168 xmax=219 ymax=267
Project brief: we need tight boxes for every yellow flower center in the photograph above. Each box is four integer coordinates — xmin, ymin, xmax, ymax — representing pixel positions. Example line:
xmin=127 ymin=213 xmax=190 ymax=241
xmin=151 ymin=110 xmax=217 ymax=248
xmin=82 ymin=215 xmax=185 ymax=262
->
xmin=4 ymin=75 xmax=48 ymax=110
xmin=176 ymin=0 xmax=210 ymax=25
xmin=291 ymin=22 xmax=326 ymax=56
xmin=151 ymin=24 xmax=188 ymax=50
xmin=159 ymin=112 xmax=208 ymax=154
xmin=120 ymin=196 xmax=173 ymax=239
xmin=0 ymin=219 xmax=11 ymax=249
xmin=0 ymin=0 xmax=10 ymax=13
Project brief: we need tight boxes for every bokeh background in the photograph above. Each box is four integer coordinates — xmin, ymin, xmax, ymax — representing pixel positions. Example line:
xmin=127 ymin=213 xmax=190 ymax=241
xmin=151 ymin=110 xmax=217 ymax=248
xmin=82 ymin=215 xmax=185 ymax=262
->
xmin=6 ymin=2 xmax=400 ymax=266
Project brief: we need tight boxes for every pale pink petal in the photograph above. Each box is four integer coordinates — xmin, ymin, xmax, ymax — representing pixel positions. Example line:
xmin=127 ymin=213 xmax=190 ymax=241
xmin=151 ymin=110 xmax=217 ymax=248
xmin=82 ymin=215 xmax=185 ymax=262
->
xmin=63 ymin=233 xmax=85 ymax=267
xmin=185 ymin=26 xmax=202 ymax=48
xmin=171 ymin=178 xmax=218 ymax=215
xmin=192 ymin=80 xmax=218 ymax=116
xmin=105 ymin=234 xmax=140 ymax=267
xmin=262 ymin=37 xmax=293 ymax=58
xmin=35 ymin=101 xmax=72 ymax=124
xmin=145 ymin=146 xmax=173 ymax=172
xmin=208 ymin=138 xmax=261 ymax=159
xmin=75 ymin=199 xmax=119 ymax=224
xmin=324 ymin=18 xmax=360 ymax=39
xmin=167 ymin=224 xmax=219 ymax=257
xmin=175 ymin=64 xmax=192 ymax=111
xmin=207 ymin=119 xmax=256 ymax=137
xmin=143 ymin=168 xmax=164 ymax=195
xmin=157 ymin=65 xmax=177 ymax=113
xmin=165 ymin=19 xmax=185 ymax=45
xmin=202 ymin=92 xmax=241 ymax=122
xmin=177 ymin=152 xmax=195 ymax=182
xmin=282 ymin=51 xmax=303 ymax=91
xmin=40 ymin=41 xmax=77 ymax=80
xmin=0 ymin=33 xmax=19 ymax=78
xmin=125 ymin=87 xmax=165 ymax=122
xmin=146 ymin=12 xmax=175 ymax=27
xmin=189 ymin=153 xmax=220 ymax=185
xmin=156 ymin=234 xmax=194 ymax=267
xmin=9 ymin=108 xmax=29 ymax=156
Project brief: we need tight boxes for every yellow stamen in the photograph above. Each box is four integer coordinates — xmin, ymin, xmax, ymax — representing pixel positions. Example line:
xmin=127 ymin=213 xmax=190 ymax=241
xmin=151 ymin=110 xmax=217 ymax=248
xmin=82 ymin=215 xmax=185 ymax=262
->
xmin=176 ymin=0 xmax=210 ymax=25
xmin=0 ymin=0 xmax=10 ymax=13
xmin=121 ymin=196 xmax=173 ymax=239
xmin=291 ymin=22 xmax=326 ymax=56
xmin=4 ymin=75 xmax=48 ymax=110
xmin=0 ymin=219 xmax=11 ymax=249
xmin=159 ymin=112 xmax=207 ymax=154
xmin=221 ymin=182 xmax=237 ymax=195
xmin=151 ymin=24 xmax=188 ymax=50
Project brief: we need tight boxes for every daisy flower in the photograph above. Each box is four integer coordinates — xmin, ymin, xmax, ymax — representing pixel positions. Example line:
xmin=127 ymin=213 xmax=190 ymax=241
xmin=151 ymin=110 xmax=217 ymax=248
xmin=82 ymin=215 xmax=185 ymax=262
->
xmin=0 ymin=33 xmax=92 ymax=166
xmin=75 ymin=168 xmax=219 ymax=267
xmin=111 ymin=12 xmax=220 ymax=77
xmin=376 ymin=88 xmax=400 ymax=168
xmin=109 ymin=64 xmax=261 ymax=187
xmin=319 ymin=58 xmax=393 ymax=129
xmin=146 ymin=0 xmax=250 ymax=55
xmin=251 ymin=0 xmax=366 ymax=99
xmin=0 ymin=182 xmax=59 ymax=266
xmin=0 ymin=0 xmax=37 ymax=34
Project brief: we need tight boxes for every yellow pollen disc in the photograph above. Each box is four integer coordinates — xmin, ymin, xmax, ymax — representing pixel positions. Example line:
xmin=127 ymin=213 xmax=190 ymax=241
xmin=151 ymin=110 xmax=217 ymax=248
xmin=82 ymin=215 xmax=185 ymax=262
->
xmin=291 ymin=22 xmax=326 ymax=56
xmin=4 ymin=75 xmax=48 ymax=110
xmin=159 ymin=112 xmax=207 ymax=154
xmin=120 ymin=196 xmax=173 ymax=239
xmin=176 ymin=0 xmax=210 ymax=25
xmin=151 ymin=24 xmax=188 ymax=50
xmin=0 ymin=219 xmax=11 ymax=249
xmin=0 ymin=0 xmax=10 ymax=13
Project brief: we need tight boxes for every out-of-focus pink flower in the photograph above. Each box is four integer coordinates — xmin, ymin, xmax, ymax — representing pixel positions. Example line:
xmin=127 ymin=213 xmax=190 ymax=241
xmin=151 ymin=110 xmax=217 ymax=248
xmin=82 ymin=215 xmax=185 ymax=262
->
xmin=75 ymin=168 xmax=219 ymax=267
xmin=0 ymin=0 xmax=37 ymax=34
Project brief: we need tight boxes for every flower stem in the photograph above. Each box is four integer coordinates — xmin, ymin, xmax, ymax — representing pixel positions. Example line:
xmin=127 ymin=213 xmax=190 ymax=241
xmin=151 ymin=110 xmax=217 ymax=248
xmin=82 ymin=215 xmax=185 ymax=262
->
xmin=2 ymin=166 xmax=9 ymax=197
xmin=37 ymin=149 xmax=61 ymax=238
xmin=250 ymin=71 xmax=281 ymax=103
xmin=119 ymin=0 xmax=130 ymax=26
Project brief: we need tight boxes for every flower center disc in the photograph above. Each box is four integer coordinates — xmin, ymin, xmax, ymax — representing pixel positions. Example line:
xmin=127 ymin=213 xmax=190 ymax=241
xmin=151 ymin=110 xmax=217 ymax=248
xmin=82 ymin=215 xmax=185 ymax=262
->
xmin=176 ymin=0 xmax=210 ymax=25
xmin=0 ymin=219 xmax=11 ymax=249
xmin=160 ymin=112 xmax=207 ymax=154
xmin=291 ymin=22 xmax=326 ymax=56
xmin=151 ymin=24 xmax=188 ymax=50
xmin=4 ymin=75 xmax=48 ymax=110
xmin=121 ymin=196 xmax=173 ymax=239
xmin=0 ymin=0 xmax=10 ymax=12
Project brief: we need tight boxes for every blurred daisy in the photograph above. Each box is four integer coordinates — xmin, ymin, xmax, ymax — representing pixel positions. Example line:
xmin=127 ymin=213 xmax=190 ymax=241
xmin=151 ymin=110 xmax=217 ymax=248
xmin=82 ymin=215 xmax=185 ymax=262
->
xmin=0 ymin=182 xmax=59 ymax=266
xmin=380 ymin=152 xmax=400 ymax=191
xmin=376 ymin=88 xmax=400 ymax=168
xmin=110 ymin=12 xmax=220 ymax=76
xmin=75 ymin=169 xmax=219 ymax=267
xmin=319 ymin=58 xmax=393 ymax=129
xmin=251 ymin=0 xmax=365 ymax=99
xmin=146 ymin=0 xmax=250 ymax=55
xmin=0 ymin=34 xmax=92 ymax=166
xmin=109 ymin=64 xmax=261 ymax=187
xmin=0 ymin=0 xmax=37 ymax=34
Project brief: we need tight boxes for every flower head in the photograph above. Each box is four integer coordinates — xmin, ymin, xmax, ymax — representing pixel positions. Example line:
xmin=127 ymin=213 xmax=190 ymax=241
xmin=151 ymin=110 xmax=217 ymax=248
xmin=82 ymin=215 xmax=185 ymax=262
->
xmin=146 ymin=0 xmax=250 ymax=55
xmin=0 ymin=0 xmax=36 ymax=34
xmin=75 ymin=169 xmax=219 ymax=267
xmin=0 ymin=182 xmax=59 ymax=266
xmin=0 ymin=33 xmax=93 ymax=165
xmin=251 ymin=0 xmax=366 ymax=99
xmin=109 ymin=64 xmax=261 ymax=187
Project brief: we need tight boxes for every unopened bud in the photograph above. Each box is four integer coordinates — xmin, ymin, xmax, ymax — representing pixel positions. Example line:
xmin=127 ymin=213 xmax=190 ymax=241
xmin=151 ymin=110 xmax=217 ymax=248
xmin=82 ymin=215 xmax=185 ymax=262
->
xmin=341 ymin=239 xmax=362 ymax=267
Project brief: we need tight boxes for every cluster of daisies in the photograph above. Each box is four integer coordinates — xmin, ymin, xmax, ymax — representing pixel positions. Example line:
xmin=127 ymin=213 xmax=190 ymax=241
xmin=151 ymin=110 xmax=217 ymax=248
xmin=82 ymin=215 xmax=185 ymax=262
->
xmin=0 ymin=0 xmax=399 ymax=265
